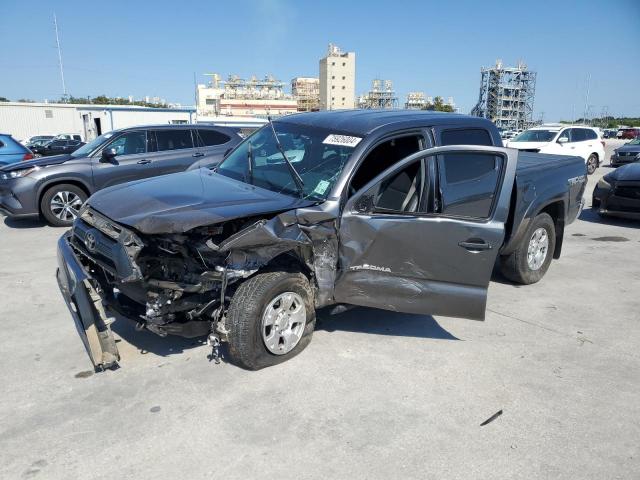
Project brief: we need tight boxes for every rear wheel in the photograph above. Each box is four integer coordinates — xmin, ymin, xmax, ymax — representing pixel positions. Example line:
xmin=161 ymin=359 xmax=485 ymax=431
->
xmin=40 ymin=183 xmax=87 ymax=227
xmin=500 ymin=213 xmax=556 ymax=285
xmin=227 ymin=271 xmax=315 ymax=370
xmin=586 ymin=154 xmax=598 ymax=175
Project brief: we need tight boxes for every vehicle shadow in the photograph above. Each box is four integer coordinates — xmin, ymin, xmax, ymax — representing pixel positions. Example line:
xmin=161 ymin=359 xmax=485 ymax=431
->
xmin=578 ymin=207 xmax=639 ymax=229
xmin=315 ymin=306 xmax=460 ymax=340
xmin=3 ymin=216 xmax=49 ymax=229
xmin=111 ymin=315 xmax=206 ymax=357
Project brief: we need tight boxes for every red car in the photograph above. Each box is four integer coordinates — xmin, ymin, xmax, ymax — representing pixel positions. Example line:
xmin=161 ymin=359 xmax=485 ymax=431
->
xmin=618 ymin=128 xmax=640 ymax=140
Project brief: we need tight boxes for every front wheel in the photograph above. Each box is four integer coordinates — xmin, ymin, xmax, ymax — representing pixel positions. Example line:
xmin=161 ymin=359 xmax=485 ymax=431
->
xmin=586 ymin=154 xmax=598 ymax=175
xmin=500 ymin=213 xmax=556 ymax=285
xmin=226 ymin=271 xmax=315 ymax=370
xmin=40 ymin=183 xmax=88 ymax=227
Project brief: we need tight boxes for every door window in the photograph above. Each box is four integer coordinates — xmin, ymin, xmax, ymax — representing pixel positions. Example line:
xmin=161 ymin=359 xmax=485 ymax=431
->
xmin=437 ymin=153 xmax=503 ymax=219
xmin=570 ymin=128 xmax=587 ymax=143
xmin=106 ymin=131 xmax=147 ymax=156
xmin=441 ymin=128 xmax=492 ymax=146
xmin=557 ymin=130 xmax=571 ymax=142
xmin=350 ymin=135 xmax=423 ymax=194
xmin=154 ymin=129 xmax=193 ymax=151
xmin=194 ymin=129 xmax=231 ymax=146
xmin=584 ymin=129 xmax=598 ymax=140
xmin=372 ymin=159 xmax=427 ymax=213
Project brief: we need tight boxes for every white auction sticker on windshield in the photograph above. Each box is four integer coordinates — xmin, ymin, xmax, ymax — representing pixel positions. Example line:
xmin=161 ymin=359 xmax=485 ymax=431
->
xmin=312 ymin=180 xmax=331 ymax=196
xmin=323 ymin=134 xmax=362 ymax=148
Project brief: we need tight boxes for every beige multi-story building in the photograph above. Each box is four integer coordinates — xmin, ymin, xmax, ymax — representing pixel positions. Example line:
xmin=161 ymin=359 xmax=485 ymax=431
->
xmin=319 ymin=43 xmax=355 ymax=110
xmin=291 ymin=77 xmax=320 ymax=111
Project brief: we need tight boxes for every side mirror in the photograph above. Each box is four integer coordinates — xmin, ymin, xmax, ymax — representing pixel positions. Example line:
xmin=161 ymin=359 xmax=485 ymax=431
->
xmin=101 ymin=147 xmax=117 ymax=162
xmin=557 ymin=137 xmax=569 ymax=144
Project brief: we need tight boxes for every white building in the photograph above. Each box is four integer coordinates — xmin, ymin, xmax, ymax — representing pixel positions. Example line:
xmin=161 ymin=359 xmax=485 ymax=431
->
xmin=196 ymin=74 xmax=298 ymax=118
xmin=0 ymin=102 xmax=195 ymax=142
xmin=319 ymin=43 xmax=356 ymax=110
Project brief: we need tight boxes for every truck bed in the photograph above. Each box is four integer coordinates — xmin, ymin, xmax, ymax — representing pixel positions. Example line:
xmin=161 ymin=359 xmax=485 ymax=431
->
xmin=515 ymin=151 xmax=584 ymax=175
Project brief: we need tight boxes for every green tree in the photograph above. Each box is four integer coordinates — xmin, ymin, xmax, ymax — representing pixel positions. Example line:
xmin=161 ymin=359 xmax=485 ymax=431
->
xmin=422 ymin=96 xmax=454 ymax=113
xmin=0 ymin=96 xmax=9 ymax=102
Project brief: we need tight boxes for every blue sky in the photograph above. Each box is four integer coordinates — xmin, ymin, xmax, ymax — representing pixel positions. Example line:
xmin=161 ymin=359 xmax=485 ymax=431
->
xmin=1 ymin=0 xmax=639 ymax=121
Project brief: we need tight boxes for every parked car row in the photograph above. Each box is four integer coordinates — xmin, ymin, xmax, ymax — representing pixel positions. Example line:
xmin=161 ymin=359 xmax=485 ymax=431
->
xmin=0 ymin=124 xmax=245 ymax=225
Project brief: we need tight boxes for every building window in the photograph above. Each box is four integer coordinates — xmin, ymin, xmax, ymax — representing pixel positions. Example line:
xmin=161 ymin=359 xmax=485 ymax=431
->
xmin=331 ymin=62 xmax=335 ymax=66
xmin=342 ymin=86 xmax=345 ymax=90
xmin=45 ymin=110 xmax=53 ymax=118
xmin=342 ymin=76 xmax=345 ymax=80
xmin=331 ymin=97 xmax=335 ymax=101
xmin=205 ymin=99 xmax=215 ymax=105
xmin=332 ymin=76 xmax=335 ymax=80
xmin=342 ymin=62 xmax=346 ymax=66
xmin=342 ymin=97 xmax=345 ymax=101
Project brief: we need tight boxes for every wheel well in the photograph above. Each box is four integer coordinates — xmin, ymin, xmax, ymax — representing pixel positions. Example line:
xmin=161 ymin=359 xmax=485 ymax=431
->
xmin=540 ymin=201 xmax=565 ymax=259
xmin=38 ymin=180 xmax=91 ymax=212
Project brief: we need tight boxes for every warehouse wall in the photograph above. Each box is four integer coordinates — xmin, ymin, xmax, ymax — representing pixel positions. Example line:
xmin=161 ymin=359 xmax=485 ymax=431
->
xmin=0 ymin=103 xmax=83 ymax=141
xmin=0 ymin=102 xmax=195 ymax=142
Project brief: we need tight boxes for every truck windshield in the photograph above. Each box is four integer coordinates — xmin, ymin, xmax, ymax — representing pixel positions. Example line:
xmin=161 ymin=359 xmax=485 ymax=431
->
xmin=511 ymin=130 xmax=557 ymax=142
xmin=216 ymin=123 xmax=357 ymax=201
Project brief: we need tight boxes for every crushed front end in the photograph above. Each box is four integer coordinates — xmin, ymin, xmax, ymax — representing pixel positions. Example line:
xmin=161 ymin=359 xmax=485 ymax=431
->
xmin=56 ymin=206 xmax=262 ymax=370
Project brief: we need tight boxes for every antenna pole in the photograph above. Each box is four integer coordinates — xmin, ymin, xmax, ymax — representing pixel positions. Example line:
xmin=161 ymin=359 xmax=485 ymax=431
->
xmin=54 ymin=13 xmax=67 ymax=98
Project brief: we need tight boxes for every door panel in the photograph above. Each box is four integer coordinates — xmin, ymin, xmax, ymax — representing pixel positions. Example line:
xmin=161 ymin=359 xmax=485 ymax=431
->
xmin=149 ymin=129 xmax=199 ymax=174
xmin=334 ymin=145 xmax=517 ymax=320
xmin=91 ymin=131 xmax=154 ymax=189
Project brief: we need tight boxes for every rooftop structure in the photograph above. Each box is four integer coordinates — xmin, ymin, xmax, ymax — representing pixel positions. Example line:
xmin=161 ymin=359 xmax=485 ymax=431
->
xmin=196 ymin=73 xmax=297 ymax=118
xmin=405 ymin=92 xmax=427 ymax=110
xmin=357 ymin=79 xmax=398 ymax=109
xmin=471 ymin=59 xmax=537 ymax=130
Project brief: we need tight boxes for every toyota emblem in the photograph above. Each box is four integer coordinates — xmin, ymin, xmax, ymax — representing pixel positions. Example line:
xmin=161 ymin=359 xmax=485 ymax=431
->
xmin=85 ymin=232 xmax=97 ymax=252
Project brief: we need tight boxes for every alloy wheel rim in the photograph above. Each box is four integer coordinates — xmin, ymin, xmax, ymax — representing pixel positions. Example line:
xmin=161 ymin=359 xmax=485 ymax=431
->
xmin=261 ymin=292 xmax=306 ymax=355
xmin=527 ymin=227 xmax=549 ymax=271
xmin=50 ymin=191 xmax=83 ymax=222
xmin=588 ymin=156 xmax=596 ymax=173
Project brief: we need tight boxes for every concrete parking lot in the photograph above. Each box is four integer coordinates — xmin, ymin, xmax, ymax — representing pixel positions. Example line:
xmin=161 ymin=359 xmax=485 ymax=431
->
xmin=1 ymin=141 xmax=638 ymax=480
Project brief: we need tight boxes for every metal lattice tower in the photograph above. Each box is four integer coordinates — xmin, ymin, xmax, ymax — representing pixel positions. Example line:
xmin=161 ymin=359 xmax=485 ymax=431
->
xmin=471 ymin=60 xmax=537 ymax=130
xmin=358 ymin=79 xmax=398 ymax=109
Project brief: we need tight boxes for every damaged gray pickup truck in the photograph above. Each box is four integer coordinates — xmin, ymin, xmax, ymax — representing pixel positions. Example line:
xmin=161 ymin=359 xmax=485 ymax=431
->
xmin=56 ymin=110 xmax=587 ymax=371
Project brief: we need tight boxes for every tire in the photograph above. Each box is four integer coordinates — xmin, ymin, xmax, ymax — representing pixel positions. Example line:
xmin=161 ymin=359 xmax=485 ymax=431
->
xmin=500 ymin=213 xmax=556 ymax=285
xmin=227 ymin=271 xmax=315 ymax=370
xmin=40 ymin=183 xmax=88 ymax=227
xmin=586 ymin=154 xmax=598 ymax=175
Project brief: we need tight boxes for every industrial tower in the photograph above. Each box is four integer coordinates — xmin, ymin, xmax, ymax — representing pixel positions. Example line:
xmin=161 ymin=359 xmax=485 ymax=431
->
xmin=358 ymin=79 xmax=398 ymax=109
xmin=471 ymin=60 xmax=537 ymax=130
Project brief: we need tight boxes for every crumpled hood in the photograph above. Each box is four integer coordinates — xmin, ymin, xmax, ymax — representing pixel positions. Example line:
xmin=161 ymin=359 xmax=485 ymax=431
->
xmin=0 ymin=154 xmax=74 ymax=171
xmin=87 ymin=169 xmax=315 ymax=234
xmin=506 ymin=141 xmax=549 ymax=150
xmin=609 ymin=162 xmax=640 ymax=182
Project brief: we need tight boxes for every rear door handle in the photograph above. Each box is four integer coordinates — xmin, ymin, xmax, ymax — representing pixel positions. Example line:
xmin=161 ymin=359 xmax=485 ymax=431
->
xmin=193 ymin=152 xmax=205 ymax=158
xmin=458 ymin=240 xmax=493 ymax=251
xmin=137 ymin=159 xmax=151 ymax=164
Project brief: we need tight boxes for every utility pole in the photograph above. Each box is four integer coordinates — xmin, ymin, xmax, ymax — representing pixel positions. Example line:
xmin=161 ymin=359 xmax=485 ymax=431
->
xmin=582 ymin=73 xmax=591 ymax=125
xmin=54 ymin=13 xmax=67 ymax=99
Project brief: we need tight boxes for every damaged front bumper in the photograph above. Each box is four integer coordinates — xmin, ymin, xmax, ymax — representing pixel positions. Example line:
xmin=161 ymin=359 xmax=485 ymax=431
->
xmin=56 ymin=232 xmax=120 ymax=371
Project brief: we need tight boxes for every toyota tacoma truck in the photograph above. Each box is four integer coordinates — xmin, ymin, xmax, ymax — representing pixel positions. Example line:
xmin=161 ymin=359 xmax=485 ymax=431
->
xmin=56 ymin=110 xmax=587 ymax=371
